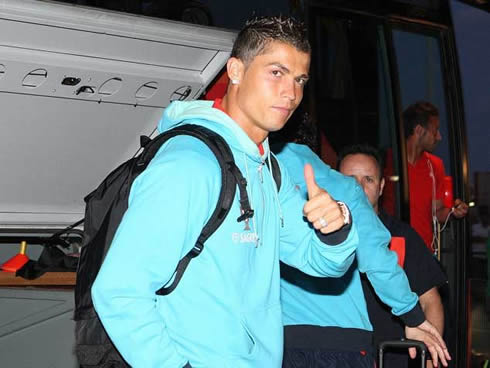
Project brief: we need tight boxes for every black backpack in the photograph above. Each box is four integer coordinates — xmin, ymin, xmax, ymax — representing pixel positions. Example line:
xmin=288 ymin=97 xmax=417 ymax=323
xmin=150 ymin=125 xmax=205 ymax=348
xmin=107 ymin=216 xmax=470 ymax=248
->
xmin=74 ymin=124 xmax=281 ymax=367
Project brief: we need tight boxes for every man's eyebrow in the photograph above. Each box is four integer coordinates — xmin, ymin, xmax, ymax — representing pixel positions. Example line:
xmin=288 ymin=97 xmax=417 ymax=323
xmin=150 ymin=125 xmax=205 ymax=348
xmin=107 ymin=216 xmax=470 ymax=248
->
xmin=267 ymin=62 xmax=290 ymax=72
xmin=267 ymin=62 xmax=309 ymax=80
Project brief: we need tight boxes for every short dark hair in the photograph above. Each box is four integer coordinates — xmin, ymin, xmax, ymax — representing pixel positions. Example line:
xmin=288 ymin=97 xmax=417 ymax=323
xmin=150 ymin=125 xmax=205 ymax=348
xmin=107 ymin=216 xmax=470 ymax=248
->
xmin=337 ymin=143 xmax=384 ymax=178
xmin=231 ymin=15 xmax=311 ymax=65
xmin=403 ymin=101 xmax=439 ymax=137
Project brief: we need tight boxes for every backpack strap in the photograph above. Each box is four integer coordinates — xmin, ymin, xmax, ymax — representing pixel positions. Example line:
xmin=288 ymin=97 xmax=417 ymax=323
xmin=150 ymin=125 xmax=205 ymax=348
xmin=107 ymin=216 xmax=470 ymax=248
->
xmin=152 ymin=124 xmax=252 ymax=296
xmin=266 ymin=154 xmax=281 ymax=192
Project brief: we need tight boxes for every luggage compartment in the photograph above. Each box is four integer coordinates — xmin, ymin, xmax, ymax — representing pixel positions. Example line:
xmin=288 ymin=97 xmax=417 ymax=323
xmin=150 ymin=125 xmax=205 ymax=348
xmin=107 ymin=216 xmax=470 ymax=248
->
xmin=0 ymin=1 xmax=234 ymax=366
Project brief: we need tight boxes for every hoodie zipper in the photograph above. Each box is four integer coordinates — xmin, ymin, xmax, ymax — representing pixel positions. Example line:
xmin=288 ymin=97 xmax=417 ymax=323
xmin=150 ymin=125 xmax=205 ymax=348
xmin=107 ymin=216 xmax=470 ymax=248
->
xmin=244 ymin=155 xmax=260 ymax=247
xmin=244 ymin=151 xmax=284 ymax=247
xmin=258 ymin=163 xmax=264 ymax=183
xmin=258 ymin=163 xmax=267 ymax=247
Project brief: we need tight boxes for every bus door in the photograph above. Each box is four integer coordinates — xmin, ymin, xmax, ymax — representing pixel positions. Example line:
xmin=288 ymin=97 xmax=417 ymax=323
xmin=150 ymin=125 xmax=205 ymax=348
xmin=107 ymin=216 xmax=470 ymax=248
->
xmin=305 ymin=2 xmax=469 ymax=366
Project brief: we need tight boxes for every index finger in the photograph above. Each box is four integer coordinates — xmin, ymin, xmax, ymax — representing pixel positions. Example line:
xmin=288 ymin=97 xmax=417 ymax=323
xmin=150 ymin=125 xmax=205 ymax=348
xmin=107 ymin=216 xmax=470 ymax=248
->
xmin=428 ymin=336 xmax=450 ymax=367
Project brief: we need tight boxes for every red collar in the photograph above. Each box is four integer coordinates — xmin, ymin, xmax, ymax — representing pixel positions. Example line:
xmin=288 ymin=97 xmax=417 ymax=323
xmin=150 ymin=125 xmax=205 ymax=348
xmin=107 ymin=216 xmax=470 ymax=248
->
xmin=212 ymin=98 xmax=226 ymax=114
xmin=211 ymin=99 xmax=264 ymax=155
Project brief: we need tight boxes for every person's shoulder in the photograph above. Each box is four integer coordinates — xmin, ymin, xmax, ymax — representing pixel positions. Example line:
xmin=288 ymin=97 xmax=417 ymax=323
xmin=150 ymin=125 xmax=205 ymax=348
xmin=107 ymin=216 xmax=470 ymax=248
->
xmin=424 ymin=152 xmax=444 ymax=167
xmin=275 ymin=143 xmax=322 ymax=163
xmin=380 ymin=211 xmax=413 ymax=236
xmin=149 ymin=134 xmax=223 ymax=177
xmin=278 ymin=143 xmax=359 ymax=186
xmin=130 ymin=134 xmax=223 ymax=204
xmin=424 ymin=153 xmax=446 ymax=181
xmin=382 ymin=212 xmax=435 ymax=258
xmin=274 ymin=142 xmax=331 ymax=176
xmin=379 ymin=211 xmax=398 ymax=231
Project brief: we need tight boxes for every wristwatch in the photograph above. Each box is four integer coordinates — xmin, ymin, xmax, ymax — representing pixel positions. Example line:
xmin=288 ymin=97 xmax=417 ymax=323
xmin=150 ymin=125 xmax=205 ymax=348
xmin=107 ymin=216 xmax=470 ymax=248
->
xmin=336 ymin=201 xmax=351 ymax=226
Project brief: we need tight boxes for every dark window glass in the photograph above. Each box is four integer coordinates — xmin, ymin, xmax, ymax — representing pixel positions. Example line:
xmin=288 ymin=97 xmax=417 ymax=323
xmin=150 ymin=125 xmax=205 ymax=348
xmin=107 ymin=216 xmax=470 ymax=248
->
xmin=309 ymin=14 xmax=402 ymax=216
xmin=392 ymin=29 xmax=452 ymax=174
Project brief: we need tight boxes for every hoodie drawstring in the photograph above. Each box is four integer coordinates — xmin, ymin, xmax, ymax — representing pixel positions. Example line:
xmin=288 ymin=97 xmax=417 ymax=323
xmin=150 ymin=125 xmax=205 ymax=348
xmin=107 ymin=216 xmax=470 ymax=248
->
xmin=267 ymin=153 xmax=284 ymax=228
xmin=242 ymin=150 xmax=284 ymax=247
xmin=243 ymin=154 xmax=260 ymax=247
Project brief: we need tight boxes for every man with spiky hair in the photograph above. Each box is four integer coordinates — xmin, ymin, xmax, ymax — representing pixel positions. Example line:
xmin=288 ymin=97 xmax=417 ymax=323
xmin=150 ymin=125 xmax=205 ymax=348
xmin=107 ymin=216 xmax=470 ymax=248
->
xmin=92 ymin=16 xmax=359 ymax=368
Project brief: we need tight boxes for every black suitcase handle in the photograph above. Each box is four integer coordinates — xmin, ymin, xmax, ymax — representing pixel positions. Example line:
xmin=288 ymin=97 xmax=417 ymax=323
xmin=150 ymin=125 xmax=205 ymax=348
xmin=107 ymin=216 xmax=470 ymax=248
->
xmin=378 ymin=338 xmax=428 ymax=368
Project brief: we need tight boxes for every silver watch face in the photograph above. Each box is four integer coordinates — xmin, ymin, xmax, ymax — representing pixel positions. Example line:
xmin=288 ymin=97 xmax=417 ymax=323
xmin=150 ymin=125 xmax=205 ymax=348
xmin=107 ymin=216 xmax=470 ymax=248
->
xmin=337 ymin=201 xmax=350 ymax=225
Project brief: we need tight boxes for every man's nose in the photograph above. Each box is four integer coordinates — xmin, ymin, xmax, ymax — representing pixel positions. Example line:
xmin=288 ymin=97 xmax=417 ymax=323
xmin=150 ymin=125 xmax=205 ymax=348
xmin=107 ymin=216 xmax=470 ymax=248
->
xmin=282 ymin=79 xmax=296 ymax=101
xmin=436 ymin=130 xmax=442 ymax=141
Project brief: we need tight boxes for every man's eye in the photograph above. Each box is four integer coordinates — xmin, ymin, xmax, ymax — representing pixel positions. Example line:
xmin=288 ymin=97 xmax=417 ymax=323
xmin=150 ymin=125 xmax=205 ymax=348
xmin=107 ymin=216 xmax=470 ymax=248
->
xmin=272 ymin=70 xmax=282 ymax=77
xmin=297 ymin=78 xmax=308 ymax=86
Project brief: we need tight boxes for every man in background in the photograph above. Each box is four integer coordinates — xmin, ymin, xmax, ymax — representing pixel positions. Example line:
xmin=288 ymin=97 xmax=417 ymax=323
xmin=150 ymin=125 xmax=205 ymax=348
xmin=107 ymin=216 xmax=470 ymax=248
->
xmin=339 ymin=144 xmax=448 ymax=368
xmin=273 ymin=113 xmax=451 ymax=367
xmin=403 ymin=101 xmax=468 ymax=251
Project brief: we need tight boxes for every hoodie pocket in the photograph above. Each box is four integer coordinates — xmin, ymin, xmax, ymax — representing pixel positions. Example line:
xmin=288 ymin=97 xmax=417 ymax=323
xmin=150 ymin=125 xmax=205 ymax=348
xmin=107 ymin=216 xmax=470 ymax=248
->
xmin=239 ymin=318 xmax=258 ymax=356
xmin=226 ymin=303 xmax=283 ymax=365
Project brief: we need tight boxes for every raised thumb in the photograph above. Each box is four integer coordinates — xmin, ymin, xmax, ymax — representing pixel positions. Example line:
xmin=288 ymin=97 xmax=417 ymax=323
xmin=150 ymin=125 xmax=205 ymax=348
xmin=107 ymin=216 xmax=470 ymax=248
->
xmin=304 ymin=164 xmax=321 ymax=199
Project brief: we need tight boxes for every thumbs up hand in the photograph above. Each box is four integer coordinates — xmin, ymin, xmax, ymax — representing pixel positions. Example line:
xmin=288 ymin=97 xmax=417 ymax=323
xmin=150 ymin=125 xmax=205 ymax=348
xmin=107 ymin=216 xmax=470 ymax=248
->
xmin=303 ymin=164 xmax=346 ymax=234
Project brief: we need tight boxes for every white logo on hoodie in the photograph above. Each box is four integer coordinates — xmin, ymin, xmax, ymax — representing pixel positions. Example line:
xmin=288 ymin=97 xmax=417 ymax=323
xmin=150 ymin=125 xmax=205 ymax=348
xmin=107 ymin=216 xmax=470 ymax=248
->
xmin=231 ymin=232 xmax=259 ymax=244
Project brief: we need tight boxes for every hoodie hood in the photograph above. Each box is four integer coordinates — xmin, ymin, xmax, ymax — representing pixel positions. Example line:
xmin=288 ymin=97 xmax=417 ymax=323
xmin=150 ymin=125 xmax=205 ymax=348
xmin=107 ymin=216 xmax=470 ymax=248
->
xmin=158 ymin=100 xmax=270 ymax=162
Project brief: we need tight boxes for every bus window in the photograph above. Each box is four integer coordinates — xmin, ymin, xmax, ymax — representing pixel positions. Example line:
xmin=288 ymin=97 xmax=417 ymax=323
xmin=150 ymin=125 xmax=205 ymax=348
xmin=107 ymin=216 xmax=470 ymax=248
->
xmin=391 ymin=29 xmax=452 ymax=176
xmin=308 ymin=13 xmax=403 ymax=217
xmin=308 ymin=7 xmax=470 ymax=366
xmin=389 ymin=23 xmax=468 ymax=366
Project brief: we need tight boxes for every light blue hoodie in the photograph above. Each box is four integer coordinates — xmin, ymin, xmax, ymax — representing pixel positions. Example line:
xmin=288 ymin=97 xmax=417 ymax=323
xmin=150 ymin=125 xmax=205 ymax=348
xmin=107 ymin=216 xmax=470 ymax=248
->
xmin=276 ymin=144 xmax=424 ymax=336
xmin=92 ymin=100 xmax=359 ymax=368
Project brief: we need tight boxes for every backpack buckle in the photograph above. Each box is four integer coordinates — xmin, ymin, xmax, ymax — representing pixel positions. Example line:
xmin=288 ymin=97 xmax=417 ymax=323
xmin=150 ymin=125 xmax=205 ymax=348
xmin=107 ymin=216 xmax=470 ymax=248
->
xmin=237 ymin=208 xmax=254 ymax=222
xmin=190 ymin=241 xmax=204 ymax=257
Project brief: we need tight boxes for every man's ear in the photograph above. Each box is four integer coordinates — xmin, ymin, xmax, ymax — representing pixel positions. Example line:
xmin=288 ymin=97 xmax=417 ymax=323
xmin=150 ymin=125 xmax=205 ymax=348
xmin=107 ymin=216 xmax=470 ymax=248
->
xmin=226 ymin=57 xmax=245 ymax=84
xmin=379 ymin=177 xmax=386 ymax=197
xmin=414 ymin=124 xmax=425 ymax=138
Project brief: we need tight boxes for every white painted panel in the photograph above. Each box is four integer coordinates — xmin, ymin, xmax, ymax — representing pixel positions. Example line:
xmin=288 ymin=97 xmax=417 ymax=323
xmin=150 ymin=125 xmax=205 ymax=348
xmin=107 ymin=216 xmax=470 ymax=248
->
xmin=0 ymin=0 xmax=236 ymax=69
xmin=0 ymin=0 xmax=235 ymax=227
xmin=0 ymin=92 xmax=161 ymax=225
xmin=0 ymin=289 xmax=77 ymax=368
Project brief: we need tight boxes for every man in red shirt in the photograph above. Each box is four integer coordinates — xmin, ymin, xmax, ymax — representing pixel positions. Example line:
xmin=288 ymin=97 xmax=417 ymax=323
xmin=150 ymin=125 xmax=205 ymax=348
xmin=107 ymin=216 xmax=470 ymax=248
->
xmin=404 ymin=101 xmax=468 ymax=251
